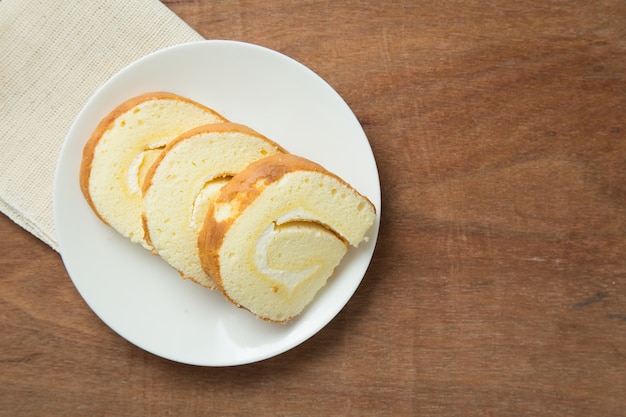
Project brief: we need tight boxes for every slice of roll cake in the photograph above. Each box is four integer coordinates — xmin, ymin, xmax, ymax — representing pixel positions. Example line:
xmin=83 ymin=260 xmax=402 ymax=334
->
xmin=80 ymin=92 xmax=227 ymax=248
xmin=142 ymin=123 xmax=286 ymax=289
xmin=198 ymin=154 xmax=376 ymax=323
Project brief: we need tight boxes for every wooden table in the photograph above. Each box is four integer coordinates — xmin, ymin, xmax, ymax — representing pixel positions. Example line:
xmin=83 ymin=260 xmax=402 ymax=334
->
xmin=2 ymin=1 xmax=624 ymax=415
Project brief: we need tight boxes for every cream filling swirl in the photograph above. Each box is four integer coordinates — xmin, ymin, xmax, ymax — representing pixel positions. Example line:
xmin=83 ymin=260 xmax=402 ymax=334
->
xmin=253 ymin=209 xmax=323 ymax=290
xmin=126 ymin=142 xmax=166 ymax=194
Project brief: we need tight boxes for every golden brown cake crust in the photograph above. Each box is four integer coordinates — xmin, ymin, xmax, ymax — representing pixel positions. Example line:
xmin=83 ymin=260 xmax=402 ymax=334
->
xmin=79 ymin=92 xmax=225 ymax=223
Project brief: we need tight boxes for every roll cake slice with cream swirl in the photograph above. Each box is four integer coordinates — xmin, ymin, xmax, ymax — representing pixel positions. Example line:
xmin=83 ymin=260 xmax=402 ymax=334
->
xmin=80 ymin=92 xmax=227 ymax=249
xmin=198 ymin=153 xmax=376 ymax=323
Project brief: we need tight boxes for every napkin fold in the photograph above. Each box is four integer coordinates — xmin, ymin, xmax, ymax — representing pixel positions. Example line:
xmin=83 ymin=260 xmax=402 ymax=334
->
xmin=0 ymin=0 xmax=203 ymax=251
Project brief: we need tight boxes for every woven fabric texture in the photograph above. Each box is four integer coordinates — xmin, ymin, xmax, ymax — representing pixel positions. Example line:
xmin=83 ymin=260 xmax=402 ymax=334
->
xmin=0 ymin=0 xmax=202 ymax=251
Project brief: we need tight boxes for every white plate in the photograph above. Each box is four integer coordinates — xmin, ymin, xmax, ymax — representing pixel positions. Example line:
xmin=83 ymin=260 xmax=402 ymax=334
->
xmin=53 ymin=40 xmax=381 ymax=366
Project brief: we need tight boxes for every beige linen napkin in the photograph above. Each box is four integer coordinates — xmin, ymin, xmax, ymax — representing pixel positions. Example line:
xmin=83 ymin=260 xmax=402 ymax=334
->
xmin=0 ymin=0 xmax=203 ymax=252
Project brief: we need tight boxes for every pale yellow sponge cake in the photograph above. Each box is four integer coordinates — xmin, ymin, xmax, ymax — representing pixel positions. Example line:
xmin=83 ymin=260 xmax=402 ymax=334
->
xmin=80 ymin=92 xmax=227 ymax=247
xmin=142 ymin=123 xmax=286 ymax=289
xmin=198 ymin=154 xmax=376 ymax=323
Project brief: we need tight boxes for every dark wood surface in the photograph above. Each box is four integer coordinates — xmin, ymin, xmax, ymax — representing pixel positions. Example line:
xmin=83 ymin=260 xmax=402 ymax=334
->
xmin=2 ymin=1 xmax=625 ymax=415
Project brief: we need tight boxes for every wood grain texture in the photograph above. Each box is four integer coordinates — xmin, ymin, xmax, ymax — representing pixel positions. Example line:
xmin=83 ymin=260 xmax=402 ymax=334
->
xmin=1 ymin=1 xmax=625 ymax=416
